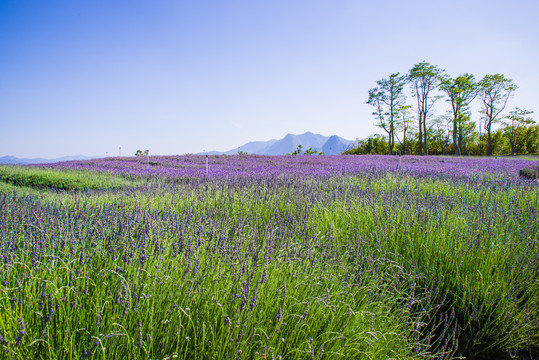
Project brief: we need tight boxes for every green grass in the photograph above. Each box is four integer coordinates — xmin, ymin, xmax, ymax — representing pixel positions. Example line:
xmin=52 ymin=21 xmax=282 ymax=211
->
xmin=0 ymin=165 xmax=141 ymax=191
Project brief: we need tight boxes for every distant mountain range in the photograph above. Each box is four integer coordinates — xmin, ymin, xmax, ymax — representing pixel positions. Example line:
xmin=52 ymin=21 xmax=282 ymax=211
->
xmin=203 ymin=132 xmax=355 ymax=155
xmin=1 ymin=133 xmax=356 ymax=164
xmin=0 ymin=155 xmax=95 ymax=165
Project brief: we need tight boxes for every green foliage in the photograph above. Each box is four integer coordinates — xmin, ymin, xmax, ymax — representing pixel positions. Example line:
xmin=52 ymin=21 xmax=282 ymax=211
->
xmin=289 ymin=146 xmax=321 ymax=156
xmin=408 ymin=61 xmax=444 ymax=155
xmin=492 ymin=130 xmax=510 ymax=155
xmin=439 ymin=73 xmax=478 ymax=156
xmin=478 ymin=74 xmax=518 ymax=156
xmin=363 ymin=62 xmax=537 ymax=157
xmin=0 ymin=166 xmax=139 ymax=191
xmin=519 ymin=166 xmax=539 ymax=179
xmin=502 ymin=108 xmax=535 ymax=156
xmin=396 ymin=104 xmax=414 ymax=155
xmin=135 ymin=150 xmax=149 ymax=156
xmin=426 ymin=126 xmax=450 ymax=155
xmin=526 ymin=124 xmax=539 ymax=154
xmin=343 ymin=135 xmax=388 ymax=155
xmin=366 ymin=73 xmax=407 ymax=154
xmin=466 ymin=131 xmax=508 ymax=156
xmin=291 ymin=144 xmax=303 ymax=155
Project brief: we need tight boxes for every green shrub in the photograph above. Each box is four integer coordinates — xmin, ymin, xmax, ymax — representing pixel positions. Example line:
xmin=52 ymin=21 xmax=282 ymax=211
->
xmin=519 ymin=167 xmax=539 ymax=180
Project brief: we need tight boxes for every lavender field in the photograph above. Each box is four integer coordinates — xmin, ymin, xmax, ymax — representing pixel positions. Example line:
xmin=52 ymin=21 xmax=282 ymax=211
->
xmin=36 ymin=154 xmax=538 ymax=179
xmin=0 ymin=155 xmax=538 ymax=359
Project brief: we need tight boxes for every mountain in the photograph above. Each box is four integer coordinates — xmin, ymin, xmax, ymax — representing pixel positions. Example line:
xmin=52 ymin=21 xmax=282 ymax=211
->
xmin=322 ymin=135 xmax=354 ymax=155
xmin=203 ymin=132 xmax=355 ymax=156
xmin=0 ymin=155 xmax=96 ymax=165
xmin=264 ymin=132 xmax=328 ymax=155
xmin=223 ymin=139 xmax=279 ymax=155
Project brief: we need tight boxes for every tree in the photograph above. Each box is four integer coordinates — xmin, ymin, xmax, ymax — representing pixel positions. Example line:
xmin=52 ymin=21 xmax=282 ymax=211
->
xmin=408 ymin=62 xmax=443 ymax=155
xmin=439 ymin=74 xmax=478 ymax=156
xmin=291 ymin=144 xmax=303 ymax=155
xmin=456 ymin=113 xmax=478 ymax=155
xmin=394 ymin=104 xmax=414 ymax=155
xmin=502 ymin=108 xmax=535 ymax=156
xmin=366 ymin=73 xmax=407 ymax=154
xmin=304 ymin=147 xmax=319 ymax=155
xmin=135 ymin=150 xmax=149 ymax=156
xmin=477 ymin=74 xmax=517 ymax=156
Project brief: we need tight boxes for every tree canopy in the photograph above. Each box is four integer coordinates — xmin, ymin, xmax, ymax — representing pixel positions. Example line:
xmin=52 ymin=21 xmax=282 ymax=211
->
xmin=355 ymin=62 xmax=535 ymax=157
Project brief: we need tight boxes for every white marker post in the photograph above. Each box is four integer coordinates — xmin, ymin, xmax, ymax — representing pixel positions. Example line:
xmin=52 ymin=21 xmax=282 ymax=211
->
xmin=147 ymin=151 xmax=150 ymax=169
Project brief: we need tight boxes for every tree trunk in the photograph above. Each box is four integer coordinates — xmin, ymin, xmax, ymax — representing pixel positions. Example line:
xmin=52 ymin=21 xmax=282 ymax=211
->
xmin=453 ymin=120 xmax=460 ymax=156
xmin=485 ymin=116 xmax=493 ymax=156
xmin=458 ymin=128 xmax=463 ymax=156
xmin=423 ymin=114 xmax=428 ymax=155
xmin=510 ymin=138 xmax=515 ymax=156
xmin=487 ymin=131 xmax=493 ymax=156
xmin=418 ymin=116 xmax=423 ymax=155
xmin=403 ymin=129 xmax=407 ymax=155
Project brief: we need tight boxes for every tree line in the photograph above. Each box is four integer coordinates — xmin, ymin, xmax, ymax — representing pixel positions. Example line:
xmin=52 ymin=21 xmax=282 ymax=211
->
xmin=346 ymin=61 xmax=537 ymax=156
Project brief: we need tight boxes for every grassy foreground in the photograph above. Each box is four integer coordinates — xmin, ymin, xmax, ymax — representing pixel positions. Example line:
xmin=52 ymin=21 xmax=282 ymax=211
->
xmin=0 ymin=166 xmax=140 ymax=191
xmin=0 ymin=164 xmax=538 ymax=359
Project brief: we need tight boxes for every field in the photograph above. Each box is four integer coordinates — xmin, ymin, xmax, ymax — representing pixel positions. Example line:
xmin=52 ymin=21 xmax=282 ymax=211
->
xmin=0 ymin=155 xmax=538 ymax=359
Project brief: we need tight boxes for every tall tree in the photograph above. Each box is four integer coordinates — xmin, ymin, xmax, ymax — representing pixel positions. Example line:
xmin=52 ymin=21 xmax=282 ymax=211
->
xmin=502 ymin=108 xmax=535 ymax=156
xmin=394 ymin=104 xmax=413 ymax=155
xmin=439 ymin=74 xmax=478 ymax=156
xmin=408 ymin=62 xmax=443 ymax=155
xmin=477 ymin=74 xmax=517 ymax=156
xmin=426 ymin=116 xmax=450 ymax=155
xmin=366 ymin=73 xmax=407 ymax=154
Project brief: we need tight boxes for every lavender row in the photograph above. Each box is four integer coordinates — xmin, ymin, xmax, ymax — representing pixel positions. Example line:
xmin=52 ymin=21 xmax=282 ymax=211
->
xmin=34 ymin=154 xmax=538 ymax=181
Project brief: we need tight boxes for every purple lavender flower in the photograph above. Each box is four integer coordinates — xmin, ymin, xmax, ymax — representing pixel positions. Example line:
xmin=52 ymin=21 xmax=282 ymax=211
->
xmin=96 ymin=311 xmax=102 ymax=326
xmin=15 ymin=318 xmax=25 ymax=347
xmin=0 ymin=332 xmax=8 ymax=347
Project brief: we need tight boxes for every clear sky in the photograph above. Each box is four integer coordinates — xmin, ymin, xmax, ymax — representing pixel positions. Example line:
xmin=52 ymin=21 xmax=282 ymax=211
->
xmin=1 ymin=0 xmax=538 ymax=158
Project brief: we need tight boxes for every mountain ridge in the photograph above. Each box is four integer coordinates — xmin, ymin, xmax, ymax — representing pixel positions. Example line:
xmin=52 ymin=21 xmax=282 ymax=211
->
xmin=205 ymin=132 xmax=354 ymax=155
xmin=0 ymin=155 xmax=96 ymax=165
xmin=0 ymin=133 xmax=356 ymax=164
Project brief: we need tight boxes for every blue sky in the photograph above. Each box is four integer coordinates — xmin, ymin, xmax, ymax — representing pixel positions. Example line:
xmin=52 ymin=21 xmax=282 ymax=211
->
xmin=1 ymin=0 xmax=538 ymax=158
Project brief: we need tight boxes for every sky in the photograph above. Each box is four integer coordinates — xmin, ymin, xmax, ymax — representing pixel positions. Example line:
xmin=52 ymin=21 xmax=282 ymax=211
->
xmin=1 ymin=0 xmax=538 ymax=158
